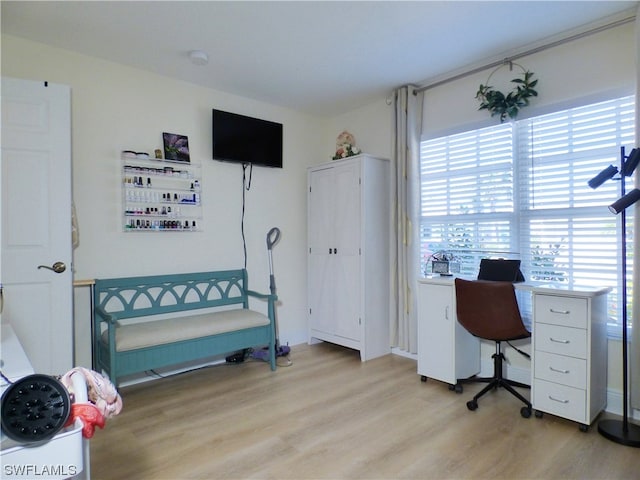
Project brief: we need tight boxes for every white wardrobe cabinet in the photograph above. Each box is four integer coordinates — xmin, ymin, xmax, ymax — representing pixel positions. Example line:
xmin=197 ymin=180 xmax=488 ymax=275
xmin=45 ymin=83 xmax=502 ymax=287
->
xmin=307 ymin=154 xmax=390 ymax=361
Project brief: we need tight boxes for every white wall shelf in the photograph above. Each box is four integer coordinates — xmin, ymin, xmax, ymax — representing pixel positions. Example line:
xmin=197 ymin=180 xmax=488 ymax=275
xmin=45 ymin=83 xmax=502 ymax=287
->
xmin=121 ymin=154 xmax=202 ymax=232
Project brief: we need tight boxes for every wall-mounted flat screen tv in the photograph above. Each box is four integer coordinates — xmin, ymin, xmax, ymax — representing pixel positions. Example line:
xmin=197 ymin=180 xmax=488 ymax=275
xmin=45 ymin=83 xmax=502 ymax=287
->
xmin=212 ymin=109 xmax=283 ymax=168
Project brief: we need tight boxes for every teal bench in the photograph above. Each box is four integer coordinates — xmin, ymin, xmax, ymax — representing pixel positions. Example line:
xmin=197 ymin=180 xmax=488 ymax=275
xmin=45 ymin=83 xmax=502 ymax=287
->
xmin=93 ymin=269 xmax=276 ymax=386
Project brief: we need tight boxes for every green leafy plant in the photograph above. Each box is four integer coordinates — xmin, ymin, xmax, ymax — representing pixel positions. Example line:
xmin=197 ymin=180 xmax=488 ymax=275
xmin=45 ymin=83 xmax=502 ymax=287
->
xmin=476 ymin=69 xmax=538 ymax=122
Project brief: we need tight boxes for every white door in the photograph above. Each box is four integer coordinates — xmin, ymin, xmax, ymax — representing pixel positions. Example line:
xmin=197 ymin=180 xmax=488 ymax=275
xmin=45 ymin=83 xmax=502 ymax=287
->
xmin=308 ymin=166 xmax=335 ymax=335
xmin=332 ymin=162 xmax=361 ymax=340
xmin=1 ymin=77 xmax=73 ymax=375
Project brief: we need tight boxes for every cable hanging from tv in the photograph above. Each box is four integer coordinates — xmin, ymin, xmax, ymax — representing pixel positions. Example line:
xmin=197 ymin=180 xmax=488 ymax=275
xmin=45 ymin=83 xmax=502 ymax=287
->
xmin=241 ymin=162 xmax=253 ymax=269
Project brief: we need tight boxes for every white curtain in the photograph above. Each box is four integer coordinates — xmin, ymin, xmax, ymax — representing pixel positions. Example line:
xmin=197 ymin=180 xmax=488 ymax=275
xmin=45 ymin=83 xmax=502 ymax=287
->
xmin=631 ymin=4 xmax=640 ymax=411
xmin=390 ymin=85 xmax=423 ymax=353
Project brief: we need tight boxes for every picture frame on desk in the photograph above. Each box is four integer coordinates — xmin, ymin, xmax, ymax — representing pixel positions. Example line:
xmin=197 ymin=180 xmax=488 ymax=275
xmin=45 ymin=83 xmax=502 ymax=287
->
xmin=431 ymin=260 xmax=460 ymax=276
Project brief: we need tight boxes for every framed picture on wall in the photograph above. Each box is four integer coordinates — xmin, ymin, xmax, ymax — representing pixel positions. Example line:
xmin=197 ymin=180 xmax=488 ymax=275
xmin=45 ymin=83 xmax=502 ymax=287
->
xmin=162 ymin=132 xmax=190 ymax=163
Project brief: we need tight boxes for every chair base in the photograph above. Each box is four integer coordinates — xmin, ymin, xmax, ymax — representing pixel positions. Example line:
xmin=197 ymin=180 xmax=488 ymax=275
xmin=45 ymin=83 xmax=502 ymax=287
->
xmin=466 ymin=341 xmax=532 ymax=417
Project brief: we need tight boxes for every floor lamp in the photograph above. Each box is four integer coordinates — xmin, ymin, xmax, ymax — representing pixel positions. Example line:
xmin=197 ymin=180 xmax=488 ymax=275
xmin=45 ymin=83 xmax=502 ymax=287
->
xmin=589 ymin=146 xmax=640 ymax=447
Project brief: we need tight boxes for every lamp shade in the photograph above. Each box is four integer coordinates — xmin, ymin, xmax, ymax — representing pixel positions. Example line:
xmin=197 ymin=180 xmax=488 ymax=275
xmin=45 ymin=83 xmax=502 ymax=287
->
xmin=608 ymin=188 xmax=640 ymax=214
xmin=588 ymin=164 xmax=618 ymax=189
xmin=622 ymin=148 xmax=640 ymax=176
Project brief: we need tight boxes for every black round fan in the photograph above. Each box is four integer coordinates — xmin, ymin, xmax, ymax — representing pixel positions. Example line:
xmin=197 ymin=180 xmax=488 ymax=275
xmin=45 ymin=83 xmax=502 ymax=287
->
xmin=1 ymin=374 xmax=71 ymax=444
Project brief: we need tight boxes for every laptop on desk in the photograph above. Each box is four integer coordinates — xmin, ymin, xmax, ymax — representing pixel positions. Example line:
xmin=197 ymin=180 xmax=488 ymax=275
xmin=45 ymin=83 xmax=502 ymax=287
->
xmin=477 ymin=259 xmax=525 ymax=282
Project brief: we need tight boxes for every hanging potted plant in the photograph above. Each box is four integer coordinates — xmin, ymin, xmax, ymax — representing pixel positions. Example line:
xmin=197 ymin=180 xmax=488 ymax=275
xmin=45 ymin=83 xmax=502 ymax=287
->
xmin=476 ymin=63 xmax=538 ymax=122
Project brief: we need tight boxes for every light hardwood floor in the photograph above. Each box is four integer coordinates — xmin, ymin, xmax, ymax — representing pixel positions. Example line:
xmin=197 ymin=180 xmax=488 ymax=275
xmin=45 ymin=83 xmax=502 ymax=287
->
xmin=90 ymin=343 xmax=639 ymax=479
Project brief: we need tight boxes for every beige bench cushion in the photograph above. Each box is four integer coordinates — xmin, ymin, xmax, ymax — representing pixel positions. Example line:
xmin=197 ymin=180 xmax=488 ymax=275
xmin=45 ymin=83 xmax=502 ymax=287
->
xmin=102 ymin=309 xmax=270 ymax=352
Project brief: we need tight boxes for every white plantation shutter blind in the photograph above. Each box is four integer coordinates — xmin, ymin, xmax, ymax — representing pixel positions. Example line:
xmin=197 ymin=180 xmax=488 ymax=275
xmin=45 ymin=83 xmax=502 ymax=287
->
xmin=421 ymin=96 xmax=635 ymax=331
xmin=422 ymin=124 xmax=513 ymax=215
xmin=421 ymin=123 xmax=515 ymax=279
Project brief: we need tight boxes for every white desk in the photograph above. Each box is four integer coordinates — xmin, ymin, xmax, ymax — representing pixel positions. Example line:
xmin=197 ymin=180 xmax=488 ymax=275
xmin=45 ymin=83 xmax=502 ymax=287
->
xmin=417 ymin=276 xmax=610 ymax=429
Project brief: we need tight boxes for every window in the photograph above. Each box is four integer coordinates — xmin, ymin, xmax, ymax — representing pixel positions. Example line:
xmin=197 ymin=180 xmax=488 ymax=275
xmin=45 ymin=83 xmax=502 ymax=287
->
xmin=420 ymin=96 xmax=635 ymax=333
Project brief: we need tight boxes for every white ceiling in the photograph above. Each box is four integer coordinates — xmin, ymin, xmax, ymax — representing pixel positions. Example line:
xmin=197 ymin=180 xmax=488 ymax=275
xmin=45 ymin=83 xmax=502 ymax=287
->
xmin=2 ymin=1 xmax=638 ymax=116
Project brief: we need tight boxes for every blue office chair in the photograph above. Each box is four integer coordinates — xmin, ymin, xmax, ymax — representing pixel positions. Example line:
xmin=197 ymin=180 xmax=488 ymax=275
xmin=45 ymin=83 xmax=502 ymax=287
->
xmin=454 ymin=278 xmax=532 ymax=418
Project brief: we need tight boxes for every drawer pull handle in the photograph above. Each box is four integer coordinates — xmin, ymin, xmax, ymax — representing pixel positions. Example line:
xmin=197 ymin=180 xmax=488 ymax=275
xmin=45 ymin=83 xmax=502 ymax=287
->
xmin=549 ymin=337 xmax=570 ymax=344
xmin=549 ymin=366 xmax=570 ymax=374
xmin=548 ymin=395 xmax=569 ymax=404
xmin=549 ymin=308 xmax=570 ymax=315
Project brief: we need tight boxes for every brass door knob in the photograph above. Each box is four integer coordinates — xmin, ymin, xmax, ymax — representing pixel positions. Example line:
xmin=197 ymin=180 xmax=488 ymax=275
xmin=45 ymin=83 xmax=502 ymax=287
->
xmin=37 ymin=261 xmax=66 ymax=273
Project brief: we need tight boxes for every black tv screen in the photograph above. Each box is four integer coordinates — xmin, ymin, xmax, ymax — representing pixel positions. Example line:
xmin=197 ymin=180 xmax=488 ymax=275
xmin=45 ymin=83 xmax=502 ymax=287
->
xmin=212 ymin=109 xmax=283 ymax=168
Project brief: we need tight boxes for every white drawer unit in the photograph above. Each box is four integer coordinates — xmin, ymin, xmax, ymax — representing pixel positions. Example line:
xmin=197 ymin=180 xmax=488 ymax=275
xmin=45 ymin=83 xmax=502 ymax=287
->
xmin=534 ymin=295 xmax=588 ymax=328
xmin=534 ymin=351 xmax=586 ymax=390
xmin=533 ymin=379 xmax=587 ymax=424
xmin=534 ymin=323 xmax=587 ymax=359
xmin=531 ymin=286 xmax=609 ymax=431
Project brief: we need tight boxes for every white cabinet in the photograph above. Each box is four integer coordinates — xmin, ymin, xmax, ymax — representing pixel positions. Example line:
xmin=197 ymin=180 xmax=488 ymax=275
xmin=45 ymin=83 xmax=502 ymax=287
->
xmin=307 ymin=154 xmax=390 ymax=361
xmin=122 ymin=153 xmax=202 ymax=231
xmin=1 ymin=325 xmax=89 ymax=479
xmin=531 ymin=287 xmax=609 ymax=430
xmin=417 ymin=277 xmax=480 ymax=388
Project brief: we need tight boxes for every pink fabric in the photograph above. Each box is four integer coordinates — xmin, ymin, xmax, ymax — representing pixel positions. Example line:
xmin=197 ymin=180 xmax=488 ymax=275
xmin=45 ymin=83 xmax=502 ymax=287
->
xmin=61 ymin=367 xmax=122 ymax=418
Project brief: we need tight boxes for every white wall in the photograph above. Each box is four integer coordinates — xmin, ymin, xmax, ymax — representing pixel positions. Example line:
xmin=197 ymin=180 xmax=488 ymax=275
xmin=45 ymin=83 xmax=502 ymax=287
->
xmin=423 ymin=22 xmax=635 ymax=138
xmin=2 ymin=34 xmax=327 ymax=362
xmin=325 ymin=98 xmax=394 ymax=161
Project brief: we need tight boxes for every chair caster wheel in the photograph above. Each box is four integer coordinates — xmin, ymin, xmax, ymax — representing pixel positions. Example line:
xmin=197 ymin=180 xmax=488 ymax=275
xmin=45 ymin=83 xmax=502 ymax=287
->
xmin=535 ymin=410 xmax=543 ymax=418
xmin=520 ymin=406 xmax=532 ymax=418
xmin=449 ymin=383 xmax=463 ymax=394
xmin=467 ymin=400 xmax=478 ymax=411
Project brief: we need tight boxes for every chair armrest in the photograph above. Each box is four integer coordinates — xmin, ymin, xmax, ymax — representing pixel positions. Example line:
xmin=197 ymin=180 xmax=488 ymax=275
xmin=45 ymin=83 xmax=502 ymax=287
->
xmin=246 ymin=289 xmax=277 ymax=302
xmin=95 ymin=305 xmax=118 ymax=324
